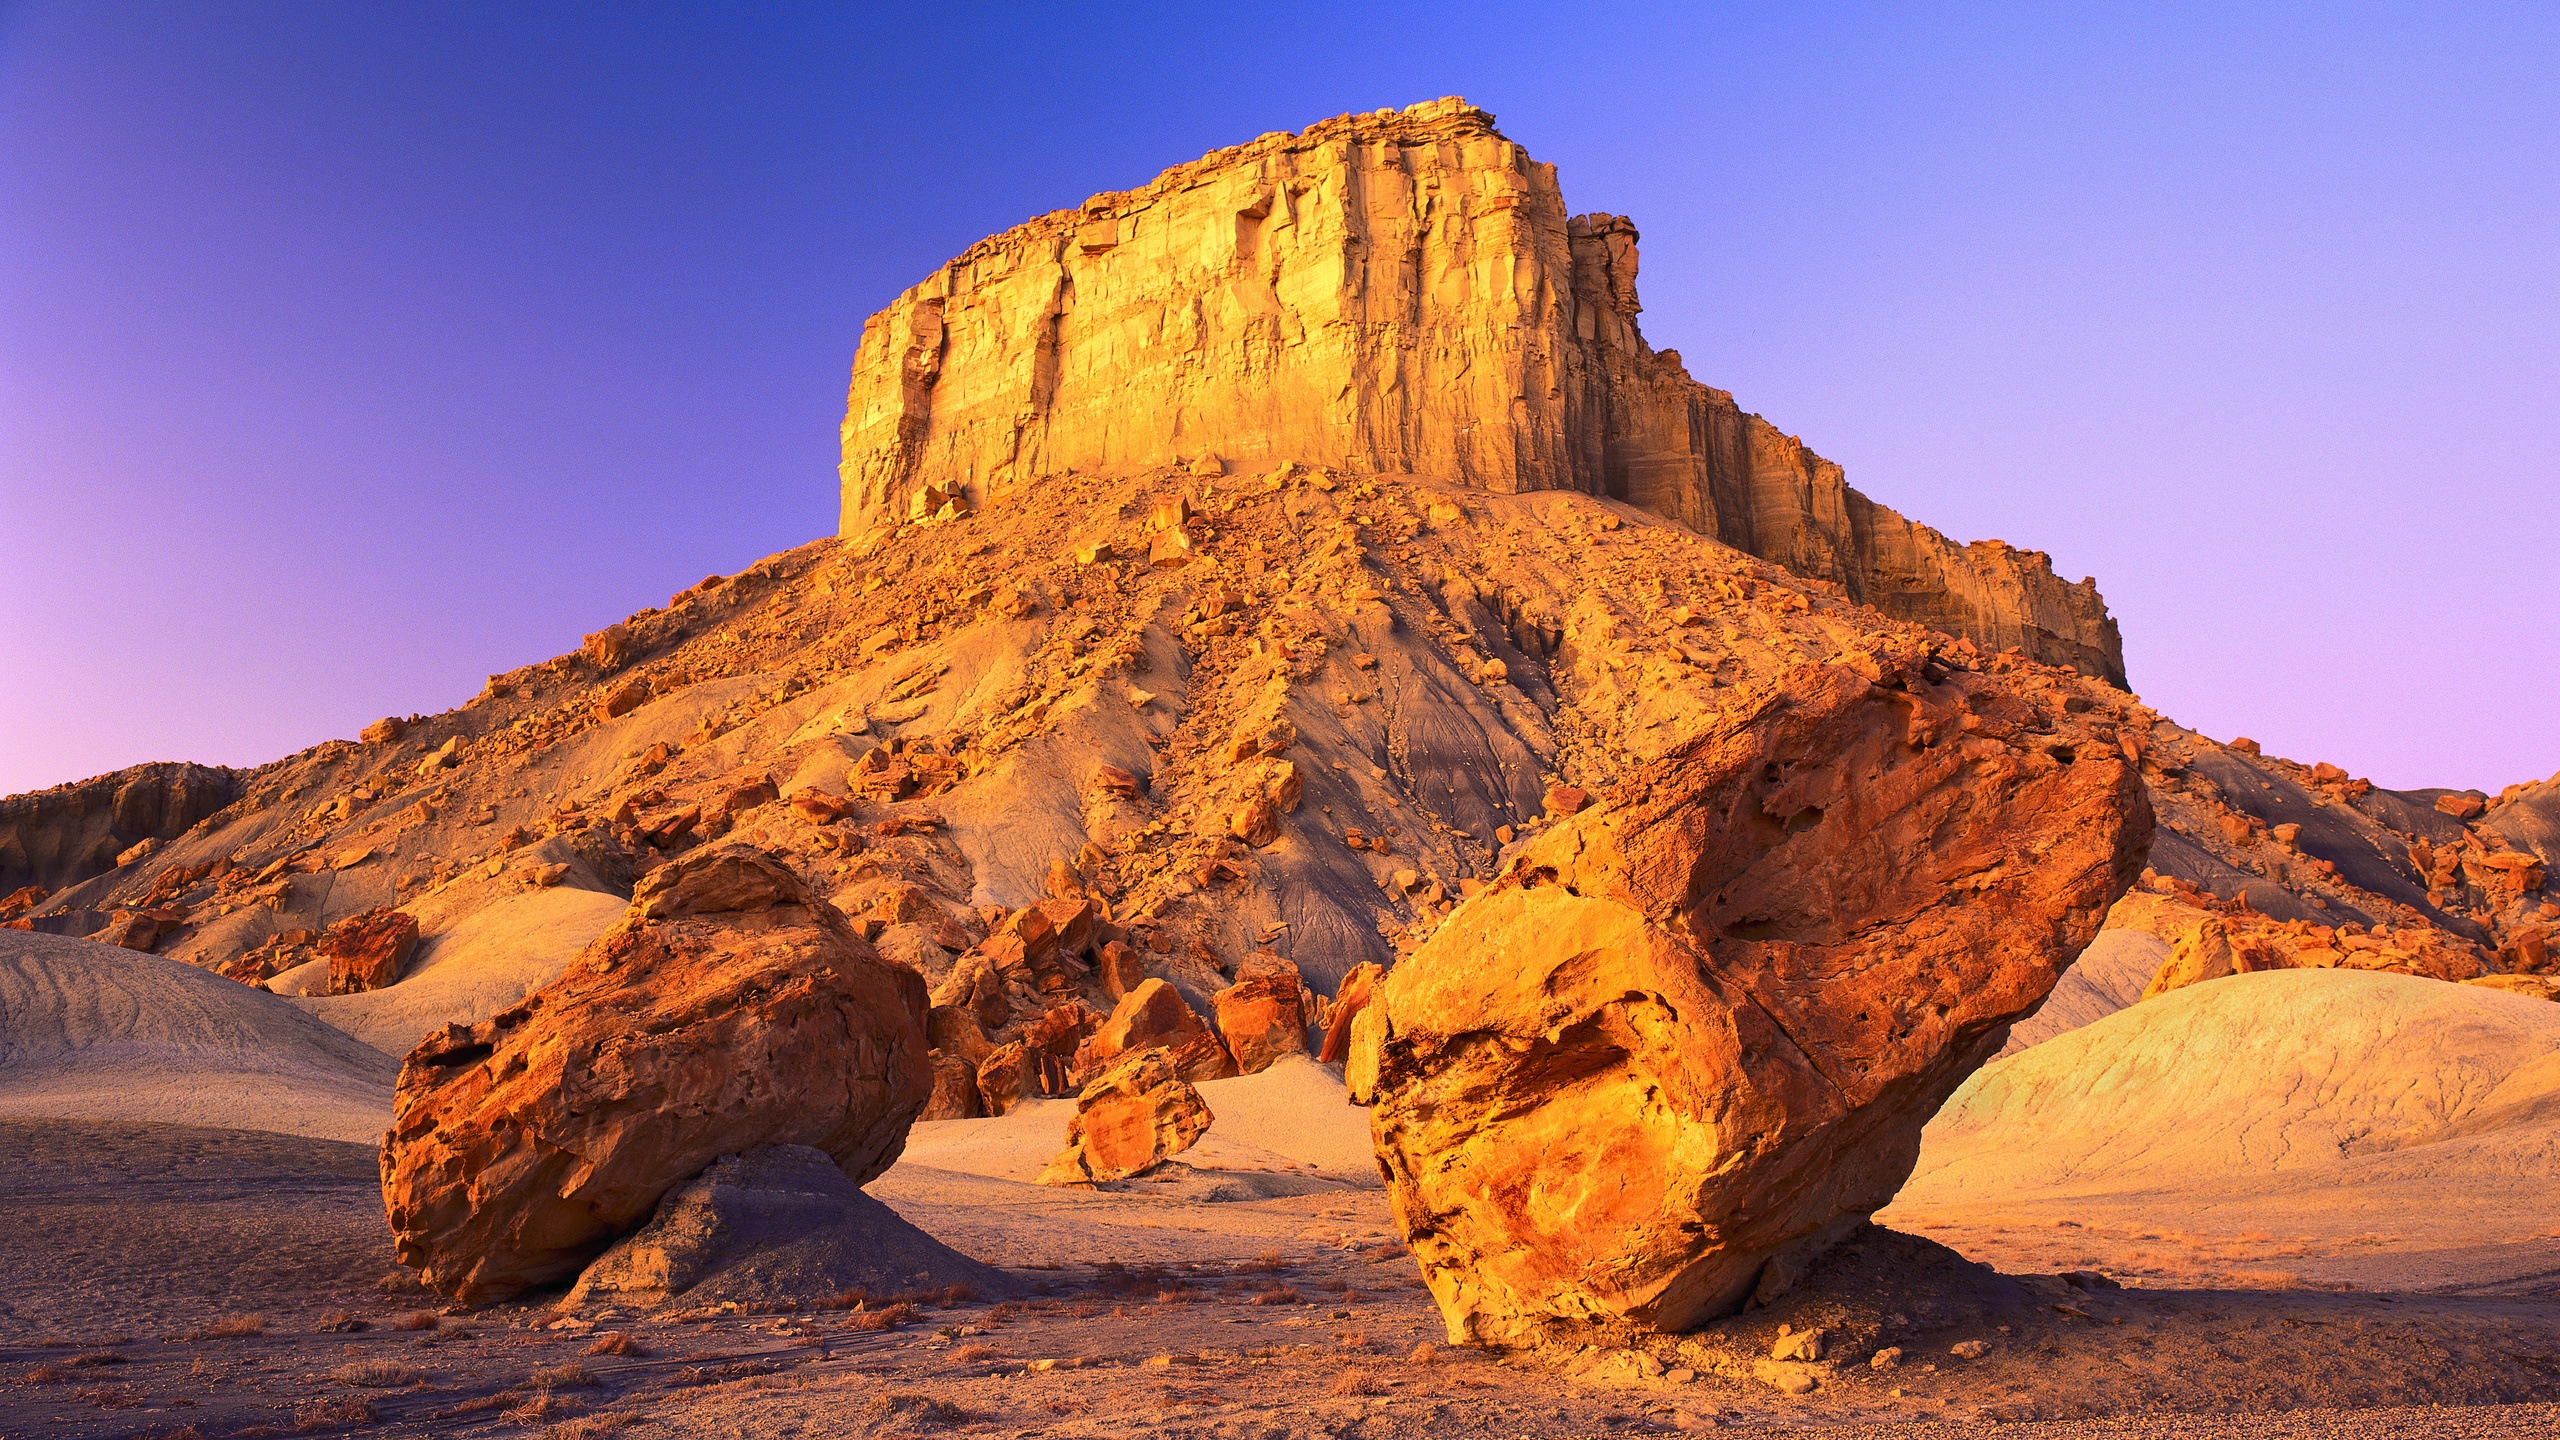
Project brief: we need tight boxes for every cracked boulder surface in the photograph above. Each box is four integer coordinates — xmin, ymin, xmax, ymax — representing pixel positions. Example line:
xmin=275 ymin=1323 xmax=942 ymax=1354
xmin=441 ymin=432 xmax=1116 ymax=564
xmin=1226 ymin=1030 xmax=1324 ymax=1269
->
xmin=1358 ymin=642 xmax=2152 ymax=1346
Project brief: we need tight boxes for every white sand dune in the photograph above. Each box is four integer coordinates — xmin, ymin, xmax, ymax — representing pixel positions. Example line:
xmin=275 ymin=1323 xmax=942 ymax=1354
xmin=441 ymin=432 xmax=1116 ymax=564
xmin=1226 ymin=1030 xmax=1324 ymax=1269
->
xmin=291 ymin=886 xmax=627 ymax=1059
xmin=0 ymin=931 xmax=396 ymax=1143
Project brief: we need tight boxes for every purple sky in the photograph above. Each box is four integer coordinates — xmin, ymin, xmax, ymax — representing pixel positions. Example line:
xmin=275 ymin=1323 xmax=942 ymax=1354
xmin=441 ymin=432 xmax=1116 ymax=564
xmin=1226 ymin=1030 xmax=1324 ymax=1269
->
xmin=4 ymin=3 xmax=2553 ymax=799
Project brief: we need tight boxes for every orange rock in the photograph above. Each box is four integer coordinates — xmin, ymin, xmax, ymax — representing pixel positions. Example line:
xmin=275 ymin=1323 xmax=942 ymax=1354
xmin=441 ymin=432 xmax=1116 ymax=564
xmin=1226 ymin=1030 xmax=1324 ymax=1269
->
xmin=2231 ymin=737 xmax=2262 ymax=755
xmin=1096 ymin=940 xmax=1148 ymax=1000
xmin=2217 ymin=813 xmax=2253 ymax=845
xmin=2437 ymin=793 xmax=2486 ymax=820
xmin=89 ymin=909 xmax=167 ymax=952
xmin=360 ymin=716 xmax=407 ymax=745
xmin=1318 ymin=962 xmax=1385 ymax=1064
xmin=873 ymin=882 xmax=944 ymax=926
xmin=598 ymin=677 xmax=652 ymax=719
xmin=1074 ymin=978 xmax=1235 ymax=1085
xmin=1045 ymin=857 xmax=1085 ymax=900
xmin=583 ymin=623 xmax=634 ymax=670
xmin=976 ymin=1041 xmax=1033 ymax=1116
xmin=1036 ymin=1047 xmax=1213 ymax=1185
xmin=1359 ymin=658 xmax=2149 ymax=1345
xmin=1212 ymin=953 xmax=1310 ymax=1075
xmin=2311 ymin=761 xmax=2347 ymax=784
xmin=380 ymin=845 xmax=930 ymax=1305
xmin=1229 ymin=792 xmax=1282 ymax=848
xmin=320 ymin=907 xmax=419 ymax=994
xmin=922 ymin=1050 xmax=985 ymax=1121
xmin=720 ymin=775 xmax=778 ymax=816
xmin=1543 ymin=784 xmax=1591 ymax=818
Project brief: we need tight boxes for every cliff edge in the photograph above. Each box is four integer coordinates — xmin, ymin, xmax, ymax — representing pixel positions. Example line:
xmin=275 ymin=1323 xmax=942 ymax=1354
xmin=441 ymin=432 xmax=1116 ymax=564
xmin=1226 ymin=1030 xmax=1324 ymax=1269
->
xmin=838 ymin=98 xmax=2126 ymax=686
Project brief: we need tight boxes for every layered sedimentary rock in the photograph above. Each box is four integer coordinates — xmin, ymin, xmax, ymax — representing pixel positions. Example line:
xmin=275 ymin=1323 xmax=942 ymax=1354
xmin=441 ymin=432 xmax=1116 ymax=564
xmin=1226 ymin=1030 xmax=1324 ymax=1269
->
xmin=1357 ymin=646 xmax=2151 ymax=1345
xmin=1037 ymin=1045 xmax=1213 ymax=1185
xmin=0 ymin=761 xmax=240 ymax=895
xmin=839 ymin=98 xmax=2124 ymax=684
xmin=380 ymin=845 xmax=930 ymax=1305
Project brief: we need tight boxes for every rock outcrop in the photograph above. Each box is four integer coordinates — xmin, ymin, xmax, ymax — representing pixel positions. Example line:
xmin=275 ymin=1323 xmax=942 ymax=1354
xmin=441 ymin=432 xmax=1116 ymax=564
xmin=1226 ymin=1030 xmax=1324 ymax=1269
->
xmin=0 ymin=761 xmax=240 ymax=895
xmin=838 ymin=98 xmax=2125 ymax=685
xmin=1037 ymin=1045 xmax=1214 ymax=1185
xmin=1357 ymin=648 xmax=2150 ymax=1345
xmin=380 ymin=845 xmax=930 ymax=1305
xmin=318 ymin=907 xmax=419 ymax=994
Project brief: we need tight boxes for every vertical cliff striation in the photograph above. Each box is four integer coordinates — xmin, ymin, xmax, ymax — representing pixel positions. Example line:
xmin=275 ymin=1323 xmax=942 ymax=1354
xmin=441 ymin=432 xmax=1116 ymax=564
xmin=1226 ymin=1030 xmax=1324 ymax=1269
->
xmin=838 ymin=98 xmax=2126 ymax=687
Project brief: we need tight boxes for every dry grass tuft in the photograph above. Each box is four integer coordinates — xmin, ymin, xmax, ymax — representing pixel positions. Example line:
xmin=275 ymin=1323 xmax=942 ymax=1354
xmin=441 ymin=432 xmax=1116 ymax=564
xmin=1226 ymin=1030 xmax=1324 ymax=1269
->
xmin=541 ymin=1414 xmax=647 ymax=1440
xmin=1407 ymin=1342 xmax=1439 ymax=1364
xmin=847 ymin=1301 xmax=922 ymax=1332
xmin=1327 ymin=1369 xmax=1383 ymax=1397
xmin=820 ymin=1287 xmax=871 ymax=1311
xmin=291 ymin=1394 xmax=378 ymax=1431
xmin=584 ymin=1330 xmax=648 ymax=1357
xmin=1240 ymin=1250 xmax=1287 ymax=1274
xmin=505 ymin=1390 xmax=586 ymax=1424
xmin=1334 ymin=1330 xmax=1370 ymax=1350
xmin=313 ymin=1311 xmax=367 ymax=1333
xmin=934 ymin=1282 xmax=978 ymax=1305
xmin=78 ymin=1384 xmax=146 ymax=1408
xmin=1250 ymin=1287 xmax=1301 ymax=1306
xmin=390 ymin=1310 xmax=442 ymax=1332
xmin=329 ymin=1359 xmax=423 ymax=1388
xmin=444 ymin=1390 xmax=518 ymax=1415
xmin=376 ymin=1269 xmax=432 ymax=1296
xmin=530 ymin=1362 xmax=600 ymax=1389
xmin=70 ymin=1352 xmax=126 ymax=1367
xmin=202 ymin=1313 xmax=268 ymax=1338
xmin=865 ymin=1392 xmax=964 ymax=1427
xmin=1068 ymin=1302 xmax=1104 ymax=1319
xmin=20 ymin=1363 xmax=72 ymax=1383
xmin=983 ymin=1301 xmax=1023 ymax=1324
xmin=951 ymin=1343 xmax=1000 ymax=1364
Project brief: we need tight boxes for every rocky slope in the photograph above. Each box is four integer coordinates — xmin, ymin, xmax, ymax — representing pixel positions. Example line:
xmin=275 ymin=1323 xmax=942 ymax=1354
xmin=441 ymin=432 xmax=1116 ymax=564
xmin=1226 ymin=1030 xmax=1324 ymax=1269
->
xmin=841 ymin=97 xmax=2125 ymax=685
xmin=0 ymin=101 xmax=2550 ymax=1319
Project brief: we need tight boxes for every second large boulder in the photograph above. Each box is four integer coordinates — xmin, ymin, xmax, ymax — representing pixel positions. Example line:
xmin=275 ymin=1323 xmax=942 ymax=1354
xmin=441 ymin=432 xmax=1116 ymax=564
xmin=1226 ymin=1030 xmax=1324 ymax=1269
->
xmin=380 ymin=845 xmax=931 ymax=1304
xmin=1358 ymin=654 xmax=2151 ymax=1345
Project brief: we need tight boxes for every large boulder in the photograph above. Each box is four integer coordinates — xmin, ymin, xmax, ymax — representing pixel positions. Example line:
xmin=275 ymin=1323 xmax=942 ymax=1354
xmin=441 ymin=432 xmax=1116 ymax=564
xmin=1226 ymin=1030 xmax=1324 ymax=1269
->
xmin=380 ymin=845 xmax=930 ymax=1305
xmin=1212 ymin=952 xmax=1310 ymax=1075
xmin=1037 ymin=1046 xmax=1214 ymax=1185
xmin=1357 ymin=656 xmax=2150 ymax=1345
xmin=318 ymin=907 xmax=418 ymax=995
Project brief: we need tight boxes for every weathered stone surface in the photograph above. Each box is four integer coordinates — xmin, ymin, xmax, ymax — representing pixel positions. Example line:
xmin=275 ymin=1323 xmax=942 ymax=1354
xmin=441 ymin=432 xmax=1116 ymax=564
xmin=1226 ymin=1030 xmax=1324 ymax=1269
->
xmin=360 ymin=716 xmax=407 ymax=745
xmin=1318 ymin=961 xmax=1384 ymax=1064
xmin=1360 ymin=655 xmax=2150 ymax=1345
xmin=319 ymin=906 xmax=419 ymax=995
xmin=1073 ymin=977 xmax=1235 ymax=1085
xmin=380 ymin=845 xmax=930 ymax=1305
xmin=922 ymin=1049 xmax=985 ymax=1121
xmin=1036 ymin=1046 xmax=1214 ymax=1185
xmin=0 ymin=760 xmax=241 ymax=895
xmin=1213 ymin=952 xmax=1310 ymax=1076
xmin=837 ymin=99 xmax=2125 ymax=685
xmin=565 ymin=1145 xmax=1007 ymax=1310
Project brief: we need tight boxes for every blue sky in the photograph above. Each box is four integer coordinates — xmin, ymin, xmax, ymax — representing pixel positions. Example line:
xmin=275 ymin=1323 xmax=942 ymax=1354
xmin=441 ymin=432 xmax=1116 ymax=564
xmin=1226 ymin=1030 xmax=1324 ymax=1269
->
xmin=4 ymin=2 xmax=2553 ymax=795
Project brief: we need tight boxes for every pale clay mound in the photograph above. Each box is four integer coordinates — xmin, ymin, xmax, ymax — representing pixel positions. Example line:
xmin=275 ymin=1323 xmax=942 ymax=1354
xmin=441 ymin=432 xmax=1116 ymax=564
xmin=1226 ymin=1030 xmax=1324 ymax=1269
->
xmin=0 ymin=930 xmax=396 ymax=1143
xmin=287 ymin=884 xmax=627 ymax=1057
xmin=1995 ymin=927 xmax=2168 ymax=1056
xmin=1890 ymin=968 xmax=2560 ymax=1264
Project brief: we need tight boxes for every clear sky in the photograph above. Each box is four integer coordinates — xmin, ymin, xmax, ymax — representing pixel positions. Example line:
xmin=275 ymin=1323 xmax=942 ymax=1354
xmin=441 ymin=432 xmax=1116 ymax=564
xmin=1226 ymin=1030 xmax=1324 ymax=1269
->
xmin=4 ymin=2 xmax=2552 ymax=799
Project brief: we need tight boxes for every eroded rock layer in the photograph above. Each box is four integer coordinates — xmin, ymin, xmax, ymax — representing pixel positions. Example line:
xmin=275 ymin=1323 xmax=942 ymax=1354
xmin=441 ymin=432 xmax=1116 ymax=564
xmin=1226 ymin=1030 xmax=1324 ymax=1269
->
xmin=1358 ymin=643 xmax=2151 ymax=1345
xmin=839 ymin=98 xmax=2124 ymax=684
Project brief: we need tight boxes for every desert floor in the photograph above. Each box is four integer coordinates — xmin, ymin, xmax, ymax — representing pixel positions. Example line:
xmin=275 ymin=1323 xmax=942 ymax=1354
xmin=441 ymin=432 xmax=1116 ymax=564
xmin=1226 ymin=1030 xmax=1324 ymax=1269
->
xmin=6 ymin=1113 xmax=2559 ymax=1440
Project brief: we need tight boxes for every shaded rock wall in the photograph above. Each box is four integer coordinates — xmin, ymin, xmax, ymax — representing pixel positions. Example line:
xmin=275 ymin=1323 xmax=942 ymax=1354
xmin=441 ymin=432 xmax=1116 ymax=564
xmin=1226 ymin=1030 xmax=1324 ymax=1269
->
xmin=0 ymin=762 xmax=241 ymax=895
xmin=838 ymin=98 xmax=2126 ymax=686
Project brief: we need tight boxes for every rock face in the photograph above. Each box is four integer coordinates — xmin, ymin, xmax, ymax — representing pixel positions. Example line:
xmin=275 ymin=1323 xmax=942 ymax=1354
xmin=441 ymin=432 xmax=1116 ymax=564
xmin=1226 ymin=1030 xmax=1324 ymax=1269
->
xmin=1074 ymin=976 xmax=1235 ymax=1084
xmin=565 ymin=1144 xmax=1007 ymax=1310
xmin=1036 ymin=1046 xmax=1214 ymax=1185
xmin=380 ymin=845 xmax=930 ymax=1305
xmin=0 ymin=761 xmax=239 ymax=895
xmin=1212 ymin=952 xmax=1311 ymax=1075
xmin=1358 ymin=650 xmax=2150 ymax=1345
xmin=318 ymin=907 xmax=419 ymax=994
xmin=838 ymin=98 xmax=2125 ymax=685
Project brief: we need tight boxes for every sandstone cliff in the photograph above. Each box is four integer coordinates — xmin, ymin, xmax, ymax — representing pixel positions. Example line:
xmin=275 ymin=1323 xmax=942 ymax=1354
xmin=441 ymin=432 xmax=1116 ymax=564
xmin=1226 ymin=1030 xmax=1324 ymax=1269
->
xmin=838 ymin=98 xmax=2125 ymax=686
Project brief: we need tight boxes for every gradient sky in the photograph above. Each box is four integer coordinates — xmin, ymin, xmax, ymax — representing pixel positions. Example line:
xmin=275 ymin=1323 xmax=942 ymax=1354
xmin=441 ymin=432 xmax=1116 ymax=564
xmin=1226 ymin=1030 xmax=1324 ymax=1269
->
xmin=4 ymin=2 xmax=2553 ymax=799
